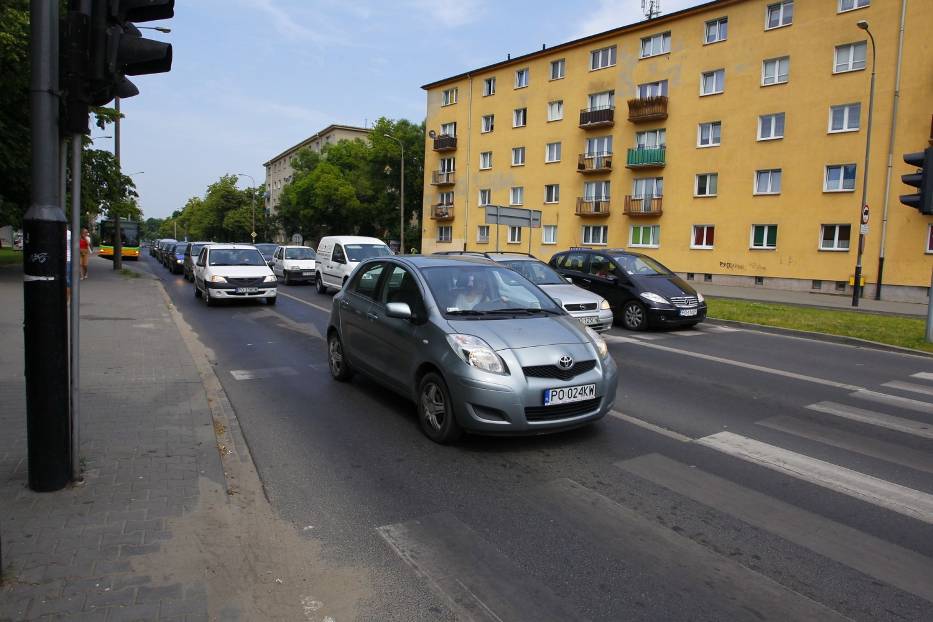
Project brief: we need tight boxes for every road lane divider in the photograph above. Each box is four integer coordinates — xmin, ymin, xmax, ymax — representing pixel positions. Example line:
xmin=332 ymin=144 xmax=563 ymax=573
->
xmin=806 ymin=402 xmax=933 ymax=440
xmin=609 ymin=410 xmax=692 ymax=443
xmin=910 ymin=371 xmax=933 ymax=381
xmin=880 ymin=380 xmax=933 ymax=398
xmin=276 ymin=290 xmax=331 ymax=313
xmin=851 ymin=389 xmax=933 ymax=415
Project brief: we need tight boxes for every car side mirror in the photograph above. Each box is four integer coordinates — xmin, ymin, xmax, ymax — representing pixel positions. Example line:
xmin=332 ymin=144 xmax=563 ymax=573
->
xmin=565 ymin=277 xmax=573 ymax=284
xmin=606 ymin=274 xmax=618 ymax=283
xmin=385 ymin=302 xmax=412 ymax=320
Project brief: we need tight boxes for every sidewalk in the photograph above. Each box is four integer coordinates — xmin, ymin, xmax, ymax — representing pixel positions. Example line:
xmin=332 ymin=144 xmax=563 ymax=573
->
xmin=0 ymin=260 xmax=353 ymax=621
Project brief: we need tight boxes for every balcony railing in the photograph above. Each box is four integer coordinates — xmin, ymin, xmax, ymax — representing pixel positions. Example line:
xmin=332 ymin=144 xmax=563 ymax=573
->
xmin=575 ymin=198 xmax=611 ymax=216
xmin=431 ymin=204 xmax=454 ymax=220
xmin=624 ymin=195 xmax=663 ymax=216
xmin=432 ymin=135 xmax=457 ymax=151
xmin=577 ymin=153 xmax=613 ymax=174
xmin=626 ymin=147 xmax=666 ymax=168
xmin=431 ymin=170 xmax=456 ymax=185
xmin=627 ymin=96 xmax=669 ymax=122
xmin=579 ymin=106 xmax=615 ymax=128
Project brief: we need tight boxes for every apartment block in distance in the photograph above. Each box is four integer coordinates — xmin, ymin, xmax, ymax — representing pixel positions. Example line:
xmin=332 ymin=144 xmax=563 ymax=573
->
xmin=420 ymin=0 xmax=933 ymax=301
xmin=264 ymin=124 xmax=370 ymax=216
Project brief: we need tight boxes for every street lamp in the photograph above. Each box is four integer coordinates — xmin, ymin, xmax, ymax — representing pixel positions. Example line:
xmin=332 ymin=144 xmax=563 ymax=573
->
xmin=235 ymin=173 xmax=257 ymax=242
xmin=852 ymin=19 xmax=876 ymax=307
xmin=383 ymin=134 xmax=405 ymax=254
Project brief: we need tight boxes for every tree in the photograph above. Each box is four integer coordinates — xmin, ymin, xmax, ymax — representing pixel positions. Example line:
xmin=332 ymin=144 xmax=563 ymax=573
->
xmin=0 ymin=0 xmax=30 ymax=228
xmin=73 ymin=148 xmax=137 ymax=224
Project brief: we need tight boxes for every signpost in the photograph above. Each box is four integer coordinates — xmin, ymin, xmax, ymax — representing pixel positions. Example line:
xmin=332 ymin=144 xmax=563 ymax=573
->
xmin=484 ymin=205 xmax=541 ymax=253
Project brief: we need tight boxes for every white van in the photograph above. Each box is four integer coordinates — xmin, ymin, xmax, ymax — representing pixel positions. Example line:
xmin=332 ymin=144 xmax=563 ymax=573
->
xmin=315 ymin=235 xmax=392 ymax=294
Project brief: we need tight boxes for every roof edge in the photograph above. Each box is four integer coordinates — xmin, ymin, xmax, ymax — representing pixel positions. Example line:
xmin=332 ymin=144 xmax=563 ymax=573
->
xmin=263 ymin=124 xmax=371 ymax=167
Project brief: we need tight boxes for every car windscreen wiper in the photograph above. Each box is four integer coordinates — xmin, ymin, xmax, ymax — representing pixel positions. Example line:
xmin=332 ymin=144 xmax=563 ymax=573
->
xmin=446 ymin=309 xmax=487 ymax=316
xmin=485 ymin=307 xmax=556 ymax=315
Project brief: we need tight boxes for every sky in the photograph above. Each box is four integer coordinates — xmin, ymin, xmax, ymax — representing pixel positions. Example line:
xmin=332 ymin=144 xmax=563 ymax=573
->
xmin=104 ymin=0 xmax=705 ymax=219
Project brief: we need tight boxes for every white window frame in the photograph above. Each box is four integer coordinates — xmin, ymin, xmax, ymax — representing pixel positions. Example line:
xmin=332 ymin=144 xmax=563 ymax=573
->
xmin=758 ymin=113 xmax=786 ymax=141
xmin=765 ymin=0 xmax=793 ymax=30
xmin=697 ymin=121 xmax=721 ymax=147
xmin=477 ymin=225 xmax=490 ymax=244
xmin=695 ymin=173 xmax=718 ymax=197
xmin=828 ymin=103 xmax=860 ymax=133
xmin=824 ymin=164 xmax=857 ymax=192
xmin=550 ymin=58 xmax=565 ymax=80
xmin=691 ymin=225 xmax=716 ymax=249
xmin=591 ymin=45 xmax=618 ymax=69
xmin=927 ymin=224 xmax=933 ymax=254
xmin=700 ymin=69 xmax=725 ymax=96
xmin=635 ymin=129 xmax=666 ymax=149
xmin=582 ymin=225 xmax=608 ymax=246
xmin=542 ymin=225 xmax=557 ymax=245
xmin=545 ymin=142 xmax=561 ymax=163
xmin=437 ymin=225 xmax=452 ymax=243
xmin=510 ymin=186 xmax=524 ymax=206
xmin=440 ymin=122 xmax=456 ymax=137
xmin=705 ymin=17 xmax=727 ymax=44
xmin=640 ymin=33 xmax=670 ymax=58
xmin=442 ymin=88 xmax=458 ymax=106
xmin=478 ymin=188 xmax=491 ymax=206
xmin=483 ymin=77 xmax=496 ymax=97
xmin=750 ymin=224 xmax=778 ymax=249
xmin=820 ymin=224 xmax=852 ymax=251
xmin=584 ymin=180 xmax=611 ymax=201
xmin=507 ymin=226 xmax=522 ymax=244
xmin=762 ymin=56 xmax=789 ymax=86
xmin=513 ymin=108 xmax=527 ymax=128
xmin=511 ymin=147 xmax=526 ymax=166
xmin=630 ymin=225 xmax=660 ymax=249
xmin=547 ymin=100 xmax=564 ymax=122
xmin=438 ymin=191 xmax=454 ymax=206
xmin=632 ymin=177 xmax=662 ymax=199
xmin=834 ymin=42 xmax=867 ymax=73
xmin=479 ymin=151 xmax=492 ymax=170
xmin=755 ymin=169 xmax=782 ymax=195
xmin=544 ymin=184 xmax=560 ymax=204
xmin=637 ymin=80 xmax=668 ymax=99
xmin=838 ymin=0 xmax=869 ymax=13
xmin=588 ymin=90 xmax=615 ymax=110
xmin=515 ymin=67 xmax=529 ymax=88
xmin=481 ymin=114 xmax=494 ymax=133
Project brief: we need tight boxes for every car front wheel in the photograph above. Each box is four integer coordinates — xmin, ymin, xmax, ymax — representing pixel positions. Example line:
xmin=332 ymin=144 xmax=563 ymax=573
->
xmin=622 ymin=301 xmax=647 ymax=331
xmin=194 ymin=283 xmax=201 ymax=298
xmin=316 ymin=274 xmax=327 ymax=294
xmin=327 ymin=332 xmax=353 ymax=381
xmin=417 ymin=372 xmax=462 ymax=444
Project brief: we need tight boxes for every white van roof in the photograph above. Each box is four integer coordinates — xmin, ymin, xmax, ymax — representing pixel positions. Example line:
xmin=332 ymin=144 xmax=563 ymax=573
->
xmin=318 ymin=236 xmax=387 ymax=246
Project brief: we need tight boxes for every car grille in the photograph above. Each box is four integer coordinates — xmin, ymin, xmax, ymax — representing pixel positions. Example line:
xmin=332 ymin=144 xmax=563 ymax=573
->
xmin=564 ymin=302 xmax=598 ymax=312
xmin=226 ymin=277 xmax=265 ymax=287
xmin=669 ymin=295 xmax=698 ymax=307
xmin=522 ymin=360 xmax=597 ymax=381
xmin=525 ymin=397 xmax=602 ymax=422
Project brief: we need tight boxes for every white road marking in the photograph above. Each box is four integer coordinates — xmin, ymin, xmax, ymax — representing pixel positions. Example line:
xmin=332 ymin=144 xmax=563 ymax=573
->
xmin=910 ymin=371 xmax=933 ymax=381
xmin=625 ymin=333 xmax=664 ymax=340
xmin=696 ymin=431 xmax=933 ymax=525
xmin=851 ymin=389 xmax=933 ymax=415
xmin=229 ymin=367 xmax=298 ymax=381
xmin=881 ymin=380 xmax=933 ymax=397
xmin=609 ymin=410 xmax=692 ymax=442
xmin=277 ymin=290 xmax=331 ymax=313
xmin=666 ymin=330 xmax=703 ymax=337
xmin=696 ymin=324 xmax=741 ymax=333
xmin=806 ymin=401 xmax=933 ymax=440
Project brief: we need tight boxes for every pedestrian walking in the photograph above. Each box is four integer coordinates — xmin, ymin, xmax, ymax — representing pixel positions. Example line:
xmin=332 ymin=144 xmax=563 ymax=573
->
xmin=79 ymin=227 xmax=91 ymax=280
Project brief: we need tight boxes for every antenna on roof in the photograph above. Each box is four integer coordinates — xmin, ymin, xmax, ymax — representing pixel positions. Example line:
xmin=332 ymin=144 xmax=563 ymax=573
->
xmin=642 ymin=0 xmax=660 ymax=19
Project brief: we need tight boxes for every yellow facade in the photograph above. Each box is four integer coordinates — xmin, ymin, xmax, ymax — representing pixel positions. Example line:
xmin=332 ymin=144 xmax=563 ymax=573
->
xmin=420 ymin=0 xmax=933 ymax=300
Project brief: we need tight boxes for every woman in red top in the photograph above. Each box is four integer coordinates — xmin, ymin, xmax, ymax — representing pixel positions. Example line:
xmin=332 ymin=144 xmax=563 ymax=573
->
xmin=79 ymin=227 xmax=91 ymax=279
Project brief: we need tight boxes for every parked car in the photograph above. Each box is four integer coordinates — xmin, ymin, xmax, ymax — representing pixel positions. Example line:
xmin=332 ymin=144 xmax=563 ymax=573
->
xmin=271 ymin=245 xmax=317 ymax=285
xmin=183 ymin=241 xmax=212 ymax=281
xmin=168 ymin=242 xmax=189 ymax=274
xmin=549 ymin=249 xmax=706 ymax=330
xmin=192 ymin=244 xmax=277 ymax=306
xmin=326 ymin=255 xmax=618 ymax=443
xmin=315 ymin=235 xmax=391 ymax=294
xmin=149 ymin=239 xmax=160 ymax=257
xmin=157 ymin=239 xmax=176 ymax=266
xmin=434 ymin=252 xmax=614 ymax=332
xmin=254 ymin=243 xmax=278 ymax=266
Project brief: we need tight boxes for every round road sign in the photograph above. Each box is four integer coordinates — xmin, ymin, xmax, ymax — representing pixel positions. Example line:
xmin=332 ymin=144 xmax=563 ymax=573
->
xmin=861 ymin=206 xmax=870 ymax=224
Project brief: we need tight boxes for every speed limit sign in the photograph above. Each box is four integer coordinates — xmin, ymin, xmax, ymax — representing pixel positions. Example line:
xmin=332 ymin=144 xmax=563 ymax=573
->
xmin=861 ymin=205 xmax=870 ymax=224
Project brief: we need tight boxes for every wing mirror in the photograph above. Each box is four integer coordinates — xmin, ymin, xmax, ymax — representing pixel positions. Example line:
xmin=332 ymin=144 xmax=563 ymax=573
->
xmin=385 ymin=302 xmax=413 ymax=320
xmin=565 ymin=277 xmax=573 ymax=284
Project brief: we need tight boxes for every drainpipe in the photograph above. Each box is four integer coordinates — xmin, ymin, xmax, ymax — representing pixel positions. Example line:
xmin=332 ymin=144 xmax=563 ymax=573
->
xmin=875 ymin=0 xmax=908 ymax=299
xmin=463 ymin=73 xmax=473 ymax=251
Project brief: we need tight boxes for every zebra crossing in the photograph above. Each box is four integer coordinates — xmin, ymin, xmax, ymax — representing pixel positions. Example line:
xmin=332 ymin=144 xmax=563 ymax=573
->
xmin=607 ymin=322 xmax=742 ymax=340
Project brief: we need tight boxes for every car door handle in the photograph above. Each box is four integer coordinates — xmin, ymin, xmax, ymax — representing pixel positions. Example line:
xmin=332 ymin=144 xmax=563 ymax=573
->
xmin=366 ymin=312 xmax=379 ymax=321
xmin=581 ymin=278 xmax=592 ymax=284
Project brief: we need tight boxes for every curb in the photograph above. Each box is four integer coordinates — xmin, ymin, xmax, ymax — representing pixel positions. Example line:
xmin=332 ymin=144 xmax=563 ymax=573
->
xmin=706 ymin=318 xmax=933 ymax=359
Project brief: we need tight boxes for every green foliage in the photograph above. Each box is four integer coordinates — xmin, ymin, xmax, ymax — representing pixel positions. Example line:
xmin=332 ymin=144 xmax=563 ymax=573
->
xmin=72 ymin=147 xmax=138 ymax=224
xmin=141 ymin=217 xmax=164 ymax=240
xmin=162 ymin=176 xmax=267 ymax=242
xmin=0 ymin=0 xmax=30 ymax=228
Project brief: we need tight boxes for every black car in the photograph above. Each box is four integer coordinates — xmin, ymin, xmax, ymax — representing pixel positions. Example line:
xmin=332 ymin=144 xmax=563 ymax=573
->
xmin=168 ymin=242 xmax=189 ymax=274
xmin=254 ymin=243 xmax=278 ymax=266
xmin=157 ymin=239 xmax=177 ymax=265
xmin=183 ymin=241 xmax=212 ymax=281
xmin=549 ymin=249 xmax=706 ymax=331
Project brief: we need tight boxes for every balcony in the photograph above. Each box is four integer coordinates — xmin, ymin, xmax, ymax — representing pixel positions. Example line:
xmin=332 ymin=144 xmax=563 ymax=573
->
xmin=627 ymin=96 xmax=669 ymax=122
xmin=431 ymin=170 xmax=456 ymax=186
xmin=577 ymin=153 xmax=613 ymax=174
xmin=432 ymin=135 xmax=457 ymax=151
xmin=575 ymin=198 xmax=611 ymax=217
xmin=624 ymin=195 xmax=663 ymax=217
xmin=578 ymin=106 xmax=615 ymax=129
xmin=431 ymin=204 xmax=454 ymax=220
xmin=626 ymin=147 xmax=666 ymax=169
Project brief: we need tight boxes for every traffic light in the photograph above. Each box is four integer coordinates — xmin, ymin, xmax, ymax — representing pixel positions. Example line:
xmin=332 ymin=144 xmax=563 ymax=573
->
xmin=900 ymin=147 xmax=933 ymax=215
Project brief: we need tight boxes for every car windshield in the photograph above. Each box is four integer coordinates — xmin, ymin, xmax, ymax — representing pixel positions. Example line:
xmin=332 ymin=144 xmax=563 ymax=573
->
xmin=500 ymin=260 xmax=565 ymax=285
xmin=254 ymin=244 xmax=277 ymax=256
xmin=345 ymin=244 xmax=391 ymax=262
xmin=421 ymin=265 xmax=560 ymax=317
xmin=209 ymin=249 xmax=266 ymax=266
xmin=174 ymin=245 xmax=188 ymax=255
xmin=613 ymin=254 xmax=673 ymax=276
xmin=285 ymin=247 xmax=315 ymax=260
xmin=190 ymin=243 xmax=207 ymax=256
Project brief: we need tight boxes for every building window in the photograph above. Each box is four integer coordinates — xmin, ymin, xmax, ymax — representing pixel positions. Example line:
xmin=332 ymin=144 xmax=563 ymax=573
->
xmin=758 ymin=113 xmax=785 ymax=140
xmin=506 ymin=226 xmax=522 ymax=244
xmin=542 ymin=225 xmax=557 ymax=245
xmin=762 ymin=56 xmax=790 ymax=85
xmin=585 ymin=180 xmax=611 ymax=201
xmin=695 ymin=173 xmax=718 ymax=197
xmin=440 ymin=122 xmax=456 ymax=137
xmin=705 ymin=17 xmax=728 ymax=43
xmin=438 ymin=191 xmax=454 ymax=206
xmin=630 ymin=225 xmax=660 ymax=248
xmin=692 ymin=225 xmax=715 ymax=249
xmin=479 ymin=151 xmax=492 ymax=170
xmin=638 ymin=80 xmax=668 ymax=98
xmin=437 ymin=226 xmax=452 ymax=243
xmin=583 ymin=225 xmax=608 ymax=245
xmin=545 ymin=184 xmax=560 ymax=203
xmin=766 ymin=0 xmax=793 ymax=29
xmin=549 ymin=58 xmax=566 ymax=81
xmin=442 ymin=88 xmax=458 ymax=106
xmin=701 ymin=69 xmax=725 ymax=95
xmin=478 ymin=188 xmax=491 ymax=206
xmin=511 ymin=147 xmax=525 ymax=166
xmin=825 ymin=164 xmax=857 ymax=192
xmin=698 ymin=121 xmax=721 ymax=147
xmin=588 ymin=90 xmax=615 ymax=110
xmin=632 ymin=177 xmax=662 ymax=199
xmin=751 ymin=224 xmax=778 ymax=249
xmin=636 ymin=129 xmax=666 ymax=149
xmin=586 ymin=135 xmax=613 ymax=157
xmin=838 ymin=0 xmax=869 ymax=12
xmin=755 ymin=169 xmax=782 ymax=194
xmin=591 ymin=45 xmax=618 ymax=69
xmin=547 ymin=100 xmax=564 ymax=121
xmin=820 ymin=224 xmax=851 ymax=250
xmin=510 ymin=186 xmax=524 ymax=205
xmin=483 ymin=77 xmax=496 ymax=96
xmin=515 ymin=67 xmax=529 ymax=88
xmin=834 ymin=42 xmax=867 ymax=73
xmin=545 ymin=142 xmax=562 ymax=163
xmin=927 ymin=225 xmax=933 ymax=253
xmin=829 ymin=103 xmax=861 ymax=132
xmin=640 ymin=33 xmax=670 ymax=58
xmin=477 ymin=225 xmax=490 ymax=243
xmin=513 ymin=108 xmax=527 ymax=128
xmin=481 ymin=114 xmax=494 ymax=133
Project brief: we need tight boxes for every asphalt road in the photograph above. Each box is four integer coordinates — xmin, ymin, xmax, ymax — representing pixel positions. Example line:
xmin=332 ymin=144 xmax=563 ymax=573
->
xmin=143 ymin=253 xmax=933 ymax=621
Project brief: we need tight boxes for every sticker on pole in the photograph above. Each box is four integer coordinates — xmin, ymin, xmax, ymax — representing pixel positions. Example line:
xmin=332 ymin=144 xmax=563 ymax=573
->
xmin=861 ymin=206 xmax=870 ymax=224
xmin=860 ymin=223 xmax=869 ymax=235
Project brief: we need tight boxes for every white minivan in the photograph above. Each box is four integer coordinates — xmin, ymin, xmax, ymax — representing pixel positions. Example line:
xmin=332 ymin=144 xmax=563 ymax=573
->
xmin=270 ymin=245 xmax=317 ymax=285
xmin=315 ymin=236 xmax=392 ymax=294
xmin=193 ymin=244 xmax=277 ymax=306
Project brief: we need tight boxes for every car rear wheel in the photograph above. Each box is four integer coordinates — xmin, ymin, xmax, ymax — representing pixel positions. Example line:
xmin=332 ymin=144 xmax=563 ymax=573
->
xmin=327 ymin=332 xmax=353 ymax=381
xmin=622 ymin=301 xmax=647 ymax=331
xmin=418 ymin=372 xmax=462 ymax=444
xmin=316 ymin=274 xmax=327 ymax=294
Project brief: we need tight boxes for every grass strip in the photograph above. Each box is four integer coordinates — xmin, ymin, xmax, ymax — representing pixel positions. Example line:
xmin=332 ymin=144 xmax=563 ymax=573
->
xmin=0 ymin=248 xmax=22 ymax=265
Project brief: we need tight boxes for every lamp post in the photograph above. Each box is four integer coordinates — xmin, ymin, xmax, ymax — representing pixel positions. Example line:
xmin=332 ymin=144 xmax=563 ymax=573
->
xmin=852 ymin=19 xmax=876 ymax=307
xmin=235 ymin=173 xmax=257 ymax=242
xmin=383 ymin=134 xmax=405 ymax=254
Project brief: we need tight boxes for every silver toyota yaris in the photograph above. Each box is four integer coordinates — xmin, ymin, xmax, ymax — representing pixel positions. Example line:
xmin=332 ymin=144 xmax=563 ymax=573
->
xmin=326 ymin=255 xmax=619 ymax=443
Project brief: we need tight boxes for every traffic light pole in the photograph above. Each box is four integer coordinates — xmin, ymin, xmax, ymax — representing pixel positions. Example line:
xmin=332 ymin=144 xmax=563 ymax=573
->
xmin=24 ymin=0 xmax=72 ymax=491
xmin=852 ymin=28 xmax=876 ymax=307
xmin=113 ymin=97 xmax=123 ymax=270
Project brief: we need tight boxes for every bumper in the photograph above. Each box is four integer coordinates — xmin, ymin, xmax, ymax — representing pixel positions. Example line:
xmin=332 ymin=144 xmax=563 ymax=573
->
xmin=647 ymin=305 xmax=707 ymax=326
xmin=567 ymin=308 xmax=614 ymax=332
xmin=284 ymin=269 xmax=316 ymax=282
xmin=206 ymin=282 xmax=277 ymax=299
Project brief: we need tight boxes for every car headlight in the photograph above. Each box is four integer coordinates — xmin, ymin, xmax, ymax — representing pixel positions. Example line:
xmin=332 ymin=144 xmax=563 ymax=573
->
xmin=599 ymin=299 xmax=611 ymax=311
xmin=639 ymin=292 xmax=669 ymax=305
xmin=446 ymin=334 xmax=508 ymax=375
xmin=585 ymin=326 xmax=609 ymax=359
xmin=263 ymin=274 xmax=277 ymax=282
xmin=696 ymin=292 xmax=705 ymax=303
xmin=176 ymin=259 xmax=183 ymax=264
xmin=209 ymin=275 xmax=227 ymax=283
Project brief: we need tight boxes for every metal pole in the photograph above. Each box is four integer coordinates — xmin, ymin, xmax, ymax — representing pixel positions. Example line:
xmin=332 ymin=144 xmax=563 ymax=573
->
xmin=113 ymin=97 xmax=122 ymax=270
xmin=24 ymin=0 xmax=71 ymax=491
xmin=927 ymin=268 xmax=933 ymax=343
xmin=852 ymin=28 xmax=876 ymax=307
xmin=70 ymin=137 xmax=82 ymax=481
xmin=496 ymin=206 xmax=500 ymax=253
xmin=400 ymin=142 xmax=405 ymax=254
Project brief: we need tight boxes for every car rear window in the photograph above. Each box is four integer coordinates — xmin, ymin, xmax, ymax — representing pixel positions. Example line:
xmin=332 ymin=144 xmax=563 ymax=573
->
xmin=285 ymin=248 xmax=315 ymax=260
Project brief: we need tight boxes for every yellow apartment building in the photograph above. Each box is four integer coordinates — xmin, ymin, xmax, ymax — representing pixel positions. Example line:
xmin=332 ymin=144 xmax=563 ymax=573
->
xmin=420 ymin=0 xmax=933 ymax=302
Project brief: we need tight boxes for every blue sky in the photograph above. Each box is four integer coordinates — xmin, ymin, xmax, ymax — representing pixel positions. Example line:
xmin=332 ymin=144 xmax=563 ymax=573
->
xmin=102 ymin=0 xmax=704 ymax=219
